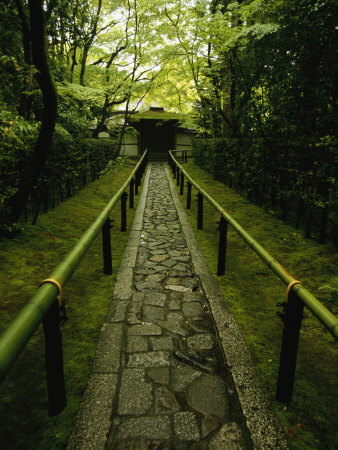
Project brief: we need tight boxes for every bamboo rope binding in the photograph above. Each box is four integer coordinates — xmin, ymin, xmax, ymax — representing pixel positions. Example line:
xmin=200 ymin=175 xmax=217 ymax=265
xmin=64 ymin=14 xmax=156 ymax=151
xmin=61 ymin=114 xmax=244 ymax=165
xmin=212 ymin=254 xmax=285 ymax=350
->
xmin=40 ymin=278 xmax=62 ymax=307
xmin=286 ymin=280 xmax=303 ymax=303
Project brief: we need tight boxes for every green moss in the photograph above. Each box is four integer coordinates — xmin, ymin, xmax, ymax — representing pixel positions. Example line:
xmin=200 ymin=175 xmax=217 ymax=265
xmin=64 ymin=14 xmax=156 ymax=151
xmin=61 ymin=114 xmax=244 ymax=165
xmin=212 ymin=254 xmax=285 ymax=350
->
xmin=174 ymin=162 xmax=338 ymax=449
xmin=0 ymin=159 xmax=139 ymax=449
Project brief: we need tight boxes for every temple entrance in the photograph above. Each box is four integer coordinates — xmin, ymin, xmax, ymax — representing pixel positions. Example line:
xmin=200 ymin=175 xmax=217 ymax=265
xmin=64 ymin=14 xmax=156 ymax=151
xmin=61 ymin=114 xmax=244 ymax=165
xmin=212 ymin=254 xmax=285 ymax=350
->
xmin=139 ymin=121 xmax=175 ymax=161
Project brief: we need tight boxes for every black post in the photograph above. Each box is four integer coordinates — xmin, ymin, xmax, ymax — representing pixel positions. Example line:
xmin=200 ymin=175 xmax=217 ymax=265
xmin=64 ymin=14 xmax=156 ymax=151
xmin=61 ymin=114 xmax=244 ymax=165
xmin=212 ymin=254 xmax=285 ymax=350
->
xmin=135 ymin=174 xmax=139 ymax=195
xmin=217 ymin=216 xmax=228 ymax=276
xmin=187 ymin=181 xmax=192 ymax=209
xmin=129 ymin=178 xmax=134 ymax=209
xmin=102 ymin=217 xmax=113 ymax=275
xmin=276 ymin=289 xmax=304 ymax=402
xmin=185 ymin=150 xmax=188 ymax=163
xmin=180 ymin=172 xmax=184 ymax=195
xmin=176 ymin=168 xmax=180 ymax=186
xmin=121 ymin=191 xmax=128 ymax=231
xmin=42 ymin=299 xmax=66 ymax=416
xmin=140 ymin=158 xmax=145 ymax=178
xmin=197 ymin=192 xmax=203 ymax=230
xmin=169 ymin=157 xmax=172 ymax=172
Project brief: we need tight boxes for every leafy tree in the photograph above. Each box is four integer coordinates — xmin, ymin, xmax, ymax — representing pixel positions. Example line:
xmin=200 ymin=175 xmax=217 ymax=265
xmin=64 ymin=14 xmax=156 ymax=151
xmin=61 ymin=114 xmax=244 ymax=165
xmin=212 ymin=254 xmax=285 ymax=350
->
xmin=0 ymin=0 xmax=336 ymax=242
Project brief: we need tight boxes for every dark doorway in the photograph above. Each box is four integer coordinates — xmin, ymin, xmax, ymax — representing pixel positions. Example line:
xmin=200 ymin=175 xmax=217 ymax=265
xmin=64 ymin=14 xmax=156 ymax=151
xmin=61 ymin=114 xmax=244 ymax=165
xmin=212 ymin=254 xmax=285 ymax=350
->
xmin=128 ymin=107 xmax=180 ymax=161
xmin=140 ymin=121 xmax=175 ymax=161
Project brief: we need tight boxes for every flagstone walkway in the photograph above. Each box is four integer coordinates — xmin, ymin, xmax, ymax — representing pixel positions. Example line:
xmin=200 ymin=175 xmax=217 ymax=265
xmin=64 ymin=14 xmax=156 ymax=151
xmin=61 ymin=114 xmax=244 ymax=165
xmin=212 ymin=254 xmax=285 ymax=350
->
xmin=67 ymin=163 xmax=288 ymax=449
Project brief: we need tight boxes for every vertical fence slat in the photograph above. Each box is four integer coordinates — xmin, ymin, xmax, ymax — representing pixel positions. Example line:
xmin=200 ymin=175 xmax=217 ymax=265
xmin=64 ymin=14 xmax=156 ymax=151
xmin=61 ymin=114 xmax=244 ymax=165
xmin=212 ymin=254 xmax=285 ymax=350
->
xmin=276 ymin=289 xmax=304 ymax=402
xmin=121 ymin=191 xmax=128 ymax=232
xmin=129 ymin=178 xmax=135 ymax=209
xmin=135 ymin=173 xmax=139 ymax=195
xmin=42 ymin=299 xmax=66 ymax=416
xmin=197 ymin=192 xmax=203 ymax=230
xmin=180 ymin=172 xmax=184 ymax=195
xmin=187 ymin=181 xmax=192 ymax=209
xmin=217 ymin=216 xmax=228 ymax=276
xmin=102 ymin=217 xmax=113 ymax=275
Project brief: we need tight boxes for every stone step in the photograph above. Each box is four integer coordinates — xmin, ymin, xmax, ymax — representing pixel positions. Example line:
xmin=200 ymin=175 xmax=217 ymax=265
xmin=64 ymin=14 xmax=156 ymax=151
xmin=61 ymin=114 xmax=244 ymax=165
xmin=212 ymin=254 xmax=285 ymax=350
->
xmin=148 ymin=153 xmax=168 ymax=162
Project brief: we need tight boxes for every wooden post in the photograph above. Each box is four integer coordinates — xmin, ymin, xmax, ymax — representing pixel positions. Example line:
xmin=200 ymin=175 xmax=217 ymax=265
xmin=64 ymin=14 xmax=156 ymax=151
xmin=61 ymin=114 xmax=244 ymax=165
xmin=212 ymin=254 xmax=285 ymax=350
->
xmin=276 ymin=289 xmax=304 ymax=402
xmin=197 ymin=193 xmax=203 ymax=230
xmin=135 ymin=173 xmax=139 ymax=195
xmin=42 ymin=299 xmax=66 ymax=416
xmin=129 ymin=178 xmax=134 ymax=209
xmin=187 ymin=182 xmax=192 ymax=209
xmin=217 ymin=216 xmax=228 ymax=276
xmin=180 ymin=172 xmax=184 ymax=195
xmin=137 ymin=166 xmax=142 ymax=186
xmin=102 ymin=218 xmax=113 ymax=275
xmin=121 ymin=191 xmax=128 ymax=231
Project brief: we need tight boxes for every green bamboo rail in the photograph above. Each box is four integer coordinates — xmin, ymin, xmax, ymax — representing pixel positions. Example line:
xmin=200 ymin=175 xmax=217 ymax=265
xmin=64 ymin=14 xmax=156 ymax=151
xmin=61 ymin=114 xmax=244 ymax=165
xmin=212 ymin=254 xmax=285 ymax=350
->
xmin=169 ymin=150 xmax=338 ymax=401
xmin=0 ymin=150 xmax=147 ymax=390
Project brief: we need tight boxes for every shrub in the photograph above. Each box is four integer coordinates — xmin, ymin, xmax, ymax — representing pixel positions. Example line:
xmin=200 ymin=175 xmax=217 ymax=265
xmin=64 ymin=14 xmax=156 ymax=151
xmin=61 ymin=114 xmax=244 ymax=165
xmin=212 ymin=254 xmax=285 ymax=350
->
xmin=0 ymin=117 xmax=119 ymax=234
xmin=0 ymin=106 xmax=39 ymax=230
xmin=192 ymin=136 xmax=338 ymax=244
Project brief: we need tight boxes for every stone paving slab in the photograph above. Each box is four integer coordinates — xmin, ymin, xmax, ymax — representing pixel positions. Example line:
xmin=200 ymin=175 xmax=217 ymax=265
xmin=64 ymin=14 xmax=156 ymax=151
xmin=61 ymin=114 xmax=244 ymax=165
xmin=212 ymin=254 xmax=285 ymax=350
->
xmin=120 ymin=246 xmax=139 ymax=268
xmin=67 ymin=163 xmax=288 ymax=450
xmin=118 ymin=369 xmax=152 ymax=415
xmin=114 ymin=416 xmax=171 ymax=441
xmin=113 ymin=278 xmax=133 ymax=300
xmin=105 ymin=300 xmax=129 ymax=323
xmin=91 ymin=323 xmax=123 ymax=373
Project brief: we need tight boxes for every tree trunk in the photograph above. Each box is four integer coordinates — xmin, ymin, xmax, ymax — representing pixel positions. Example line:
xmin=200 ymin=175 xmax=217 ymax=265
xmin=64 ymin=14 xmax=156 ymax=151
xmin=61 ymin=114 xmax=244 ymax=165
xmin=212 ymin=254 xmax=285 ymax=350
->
xmin=70 ymin=45 xmax=77 ymax=83
xmin=15 ymin=0 xmax=33 ymax=118
xmin=79 ymin=45 xmax=89 ymax=86
xmin=79 ymin=0 xmax=102 ymax=86
xmin=9 ymin=0 xmax=57 ymax=222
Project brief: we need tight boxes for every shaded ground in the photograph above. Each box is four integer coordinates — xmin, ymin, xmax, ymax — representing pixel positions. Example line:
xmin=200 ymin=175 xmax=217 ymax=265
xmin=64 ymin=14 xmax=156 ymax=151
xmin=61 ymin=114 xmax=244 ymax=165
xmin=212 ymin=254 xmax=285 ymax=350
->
xmin=0 ymin=159 xmax=138 ymax=449
xmin=0 ymin=158 xmax=336 ymax=449
xmin=178 ymin=161 xmax=338 ymax=450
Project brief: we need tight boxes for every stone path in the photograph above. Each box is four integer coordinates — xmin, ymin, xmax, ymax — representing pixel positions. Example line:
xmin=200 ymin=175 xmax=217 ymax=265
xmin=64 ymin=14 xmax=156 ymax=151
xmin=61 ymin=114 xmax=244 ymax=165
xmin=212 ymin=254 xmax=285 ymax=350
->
xmin=67 ymin=163 xmax=288 ymax=450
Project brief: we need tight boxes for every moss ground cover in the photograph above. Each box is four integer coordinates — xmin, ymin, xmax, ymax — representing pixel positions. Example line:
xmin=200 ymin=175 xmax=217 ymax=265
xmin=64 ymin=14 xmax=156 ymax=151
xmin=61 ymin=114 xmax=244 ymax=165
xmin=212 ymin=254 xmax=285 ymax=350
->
xmin=0 ymin=159 xmax=139 ymax=449
xmin=173 ymin=161 xmax=338 ymax=450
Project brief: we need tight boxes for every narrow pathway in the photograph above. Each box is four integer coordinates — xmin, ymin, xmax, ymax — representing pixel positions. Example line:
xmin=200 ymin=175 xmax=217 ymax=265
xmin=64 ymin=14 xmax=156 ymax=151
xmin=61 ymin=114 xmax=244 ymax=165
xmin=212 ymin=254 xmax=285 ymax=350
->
xmin=67 ymin=163 xmax=288 ymax=449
